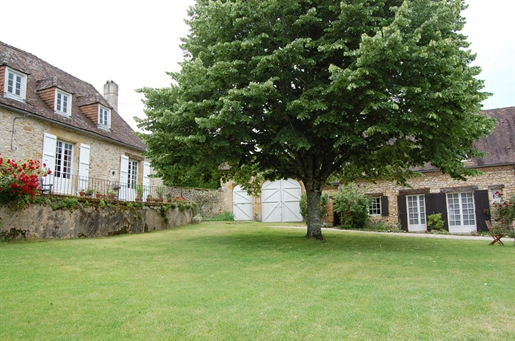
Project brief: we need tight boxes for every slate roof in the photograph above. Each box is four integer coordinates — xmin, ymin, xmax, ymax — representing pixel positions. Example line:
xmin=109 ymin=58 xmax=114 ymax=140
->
xmin=0 ymin=41 xmax=146 ymax=152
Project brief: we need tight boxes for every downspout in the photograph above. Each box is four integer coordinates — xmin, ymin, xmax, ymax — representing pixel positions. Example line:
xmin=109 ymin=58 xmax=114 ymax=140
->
xmin=11 ymin=113 xmax=27 ymax=151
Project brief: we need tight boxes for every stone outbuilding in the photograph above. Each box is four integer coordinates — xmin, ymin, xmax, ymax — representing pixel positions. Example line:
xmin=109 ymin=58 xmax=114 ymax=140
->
xmin=327 ymin=107 xmax=515 ymax=234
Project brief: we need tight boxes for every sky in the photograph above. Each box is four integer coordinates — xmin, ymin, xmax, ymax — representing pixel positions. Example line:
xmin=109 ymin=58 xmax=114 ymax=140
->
xmin=2 ymin=0 xmax=514 ymax=131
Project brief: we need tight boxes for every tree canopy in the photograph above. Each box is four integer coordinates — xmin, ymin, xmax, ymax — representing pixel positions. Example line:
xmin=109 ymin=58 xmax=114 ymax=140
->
xmin=137 ymin=0 xmax=495 ymax=239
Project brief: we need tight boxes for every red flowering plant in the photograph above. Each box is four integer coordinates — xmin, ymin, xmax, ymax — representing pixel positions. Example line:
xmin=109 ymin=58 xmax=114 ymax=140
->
xmin=491 ymin=193 xmax=515 ymax=234
xmin=0 ymin=155 xmax=52 ymax=210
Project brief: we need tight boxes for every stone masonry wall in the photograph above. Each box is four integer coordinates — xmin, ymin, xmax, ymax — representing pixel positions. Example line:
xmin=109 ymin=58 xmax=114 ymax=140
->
xmin=325 ymin=166 xmax=515 ymax=225
xmin=0 ymin=201 xmax=193 ymax=240
xmin=1 ymin=109 xmax=160 ymax=188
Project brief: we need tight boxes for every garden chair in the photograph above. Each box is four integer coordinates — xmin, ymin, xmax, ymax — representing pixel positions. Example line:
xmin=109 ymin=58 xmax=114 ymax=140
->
xmin=39 ymin=177 xmax=53 ymax=195
xmin=485 ymin=220 xmax=505 ymax=246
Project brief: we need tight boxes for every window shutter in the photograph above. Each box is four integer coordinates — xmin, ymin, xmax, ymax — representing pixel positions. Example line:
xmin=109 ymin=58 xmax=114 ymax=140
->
xmin=474 ymin=190 xmax=490 ymax=232
xmin=78 ymin=144 xmax=90 ymax=191
xmin=42 ymin=133 xmax=57 ymax=185
xmin=397 ymin=195 xmax=407 ymax=231
xmin=381 ymin=196 xmax=389 ymax=216
xmin=425 ymin=193 xmax=449 ymax=231
xmin=143 ymin=161 xmax=151 ymax=199
xmin=119 ymin=154 xmax=129 ymax=185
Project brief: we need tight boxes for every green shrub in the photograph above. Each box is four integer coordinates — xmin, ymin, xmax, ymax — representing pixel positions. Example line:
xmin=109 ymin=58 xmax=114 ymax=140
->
xmin=333 ymin=183 xmax=371 ymax=229
xmin=205 ymin=211 xmax=235 ymax=221
xmin=427 ymin=213 xmax=445 ymax=231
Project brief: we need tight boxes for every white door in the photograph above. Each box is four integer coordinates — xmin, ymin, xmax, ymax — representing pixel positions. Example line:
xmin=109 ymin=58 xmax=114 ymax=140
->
xmin=447 ymin=192 xmax=476 ymax=233
xmin=262 ymin=179 xmax=303 ymax=222
xmin=407 ymin=195 xmax=427 ymax=232
xmin=53 ymin=140 xmax=73 ymax=195
xmin=233 ymin=185 xmax=253 ymax=221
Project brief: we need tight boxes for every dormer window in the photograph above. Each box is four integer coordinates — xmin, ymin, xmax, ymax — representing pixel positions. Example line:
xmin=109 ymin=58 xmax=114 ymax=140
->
xmin=4 ymin=67 xmax=27 ymax=101
xmin=55 ymin=89 xmax=72 ymax=116
xmin=98 ymin=105 xmax=111 ymax=129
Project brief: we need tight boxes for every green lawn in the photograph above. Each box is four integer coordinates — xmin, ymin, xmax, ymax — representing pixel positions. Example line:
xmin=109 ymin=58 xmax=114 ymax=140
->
xmin=1 ymin=222 xmax=513 ymax=340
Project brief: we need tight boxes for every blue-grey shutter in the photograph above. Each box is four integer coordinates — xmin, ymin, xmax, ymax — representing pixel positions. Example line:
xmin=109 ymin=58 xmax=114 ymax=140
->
xmin=397 ymin=195 xmax=407 ymax=231
xmin=474 ymin=190 xmax=490 ymax=232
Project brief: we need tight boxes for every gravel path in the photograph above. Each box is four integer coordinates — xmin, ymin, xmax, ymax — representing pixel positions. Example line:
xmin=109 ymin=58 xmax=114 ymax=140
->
xmin=270 ymin=225 xmax=514 ymax=242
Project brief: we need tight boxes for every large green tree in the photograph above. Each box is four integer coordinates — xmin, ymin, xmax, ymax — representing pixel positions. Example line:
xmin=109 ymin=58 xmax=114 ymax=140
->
xmin=137 ymin=0 xmax=494 ymax=239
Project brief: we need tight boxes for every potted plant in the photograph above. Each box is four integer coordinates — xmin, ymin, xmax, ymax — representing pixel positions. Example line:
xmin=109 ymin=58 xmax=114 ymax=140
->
xmin=107 ymin=189 xmax=116 ymax=200
xmin=146 ymin=195 xmax=153 ymax=203
xmin=95 ymin=191 xmax=103 ymax=199
xmin=155 ymin=186 xmax=165 ymax=203
xmin=79 ymin=189 xmax=86 ymax=197
xmin=85 ymin=188 xmax=93 ymax=196
xmin=427 ymin=213 xmax=445 ymax=233
xmin=135 ymin=184 xmax=144 ymax=201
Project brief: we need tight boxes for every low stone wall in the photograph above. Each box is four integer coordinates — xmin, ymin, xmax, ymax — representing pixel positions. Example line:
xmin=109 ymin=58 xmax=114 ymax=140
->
xmin=167 ymin=187 xmax=224 ymax=218
xmin=0 ymin=201 xmax=193 ymax=240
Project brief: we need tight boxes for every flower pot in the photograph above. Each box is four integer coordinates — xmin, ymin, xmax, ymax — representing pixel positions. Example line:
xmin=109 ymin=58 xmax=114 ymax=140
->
xmin=79 ymin=192 xmax=85 ymax=197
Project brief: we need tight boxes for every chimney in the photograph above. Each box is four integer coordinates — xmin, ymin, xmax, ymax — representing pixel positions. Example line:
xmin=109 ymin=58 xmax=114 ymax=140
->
xmin=103 ymin=80 xmax=118 ymax=112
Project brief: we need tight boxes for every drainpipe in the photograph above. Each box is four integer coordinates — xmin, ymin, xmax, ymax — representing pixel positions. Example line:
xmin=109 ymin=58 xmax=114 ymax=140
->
xmin=11 ymin=113 xmax=27 ymax=151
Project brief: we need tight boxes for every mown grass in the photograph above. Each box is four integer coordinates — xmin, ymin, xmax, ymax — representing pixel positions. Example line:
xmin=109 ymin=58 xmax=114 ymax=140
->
xmin=1 ymin=222 xmax=513 ymax=340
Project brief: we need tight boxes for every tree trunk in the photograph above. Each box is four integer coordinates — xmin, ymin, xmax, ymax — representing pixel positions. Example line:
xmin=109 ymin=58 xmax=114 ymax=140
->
xmin=305 ymin=186 xmax=323 ymax=240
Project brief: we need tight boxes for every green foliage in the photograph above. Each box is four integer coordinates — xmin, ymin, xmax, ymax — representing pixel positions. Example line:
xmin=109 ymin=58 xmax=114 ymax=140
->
xmin=491 ymin=194 xmax=515 ymax=233
xmin=333 ymin=184 xmax=371 ymax=229
xmin=49 ymin=197 xmax=79 ymax=212
xmin=427 ymin=213 xmax=445 ymax=231
xmin=205 ymin=211 xmax=235 ymax=221
xmin=98 ymin=200 xmax=106 ymax=208
xmin=137 ymin=0 xmax=495 ymax=238
xmin=365 ymin=219 xmax=401 ymax=232
xmin=0 ymin=156 xmax=52 ymax=211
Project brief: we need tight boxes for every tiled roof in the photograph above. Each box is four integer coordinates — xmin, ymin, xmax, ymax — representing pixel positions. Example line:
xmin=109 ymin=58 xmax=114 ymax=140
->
xmin=0 ymin=41 xmax=146 ymax=151
xmin=417 ymin=106 xmax=515 ymax=171
xmin=471 ymin=106 xmax=515 ymax=167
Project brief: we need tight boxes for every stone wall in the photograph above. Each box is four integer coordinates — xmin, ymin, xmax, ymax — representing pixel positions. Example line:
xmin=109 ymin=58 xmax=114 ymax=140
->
xmin=0 ymin=201 xmax=194 ymax=240
xmin=166 ymin=187 xmax=225 ymax=218
xmin=1 ymin=109 xmax=160 ymax=187
xmin=324 ymin=165 xmax=515 ymax=226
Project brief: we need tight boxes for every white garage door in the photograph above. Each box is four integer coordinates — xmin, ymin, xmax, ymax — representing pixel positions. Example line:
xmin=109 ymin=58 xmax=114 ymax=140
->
xmin=233 ymin=185 xmax=253 ymax=221
xmin=262 ymin=179 xmax=303 ymax=222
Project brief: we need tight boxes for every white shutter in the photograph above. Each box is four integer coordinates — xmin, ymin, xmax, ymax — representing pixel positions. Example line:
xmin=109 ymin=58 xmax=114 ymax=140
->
xmin=78 ymin=144 xmax=90 ymax=191
xmin=143 ymin=161 xmax=151 ymax=199
xmin=42 ymin=133 xmax=57 ymax=185
xmin=119 ymin=155 xmax=129 ymax=200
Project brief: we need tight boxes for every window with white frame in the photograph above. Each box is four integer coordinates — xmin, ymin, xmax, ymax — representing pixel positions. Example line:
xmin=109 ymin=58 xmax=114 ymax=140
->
xmin=4 ymin=67 xmax=27 ymax=101
xmin=368 ymin=197 xmax=381 ymax=215
xmin=98 ymin=105 xmax=111 ymax=129
xmin=128 ymin=159 xmax=138 ymax=189
xmin=55 ymin=89 xmax=72 ymax=116
xmin=447 ymin=192 xmax=475 ymax=227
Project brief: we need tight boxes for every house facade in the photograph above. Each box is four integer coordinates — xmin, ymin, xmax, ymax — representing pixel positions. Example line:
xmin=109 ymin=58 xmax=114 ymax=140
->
xmin=327 ymin=107 xmax=515 ymax=234
xmin=221 ymin=107 xmax=514 ymax=230
xmin=1 ymin=41 xmax=158 ymax=200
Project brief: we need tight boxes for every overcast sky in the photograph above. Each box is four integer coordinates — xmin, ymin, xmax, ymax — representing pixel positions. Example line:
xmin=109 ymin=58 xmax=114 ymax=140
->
xmin=2 ymin=0 xmax=514 ymax=131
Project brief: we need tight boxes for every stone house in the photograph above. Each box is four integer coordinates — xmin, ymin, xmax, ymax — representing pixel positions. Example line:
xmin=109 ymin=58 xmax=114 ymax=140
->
xmin=327 ymin=106 xmax=515 ymax=234
xmin=221 ymin=107 xmax=514 ymax=230
xmin=0 ymin=41 xmax=158 ymax=200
